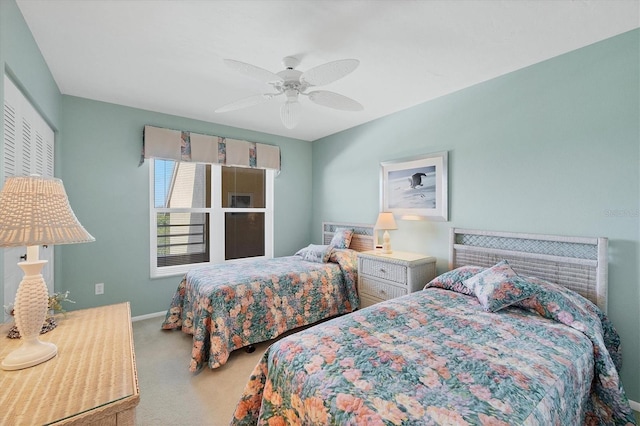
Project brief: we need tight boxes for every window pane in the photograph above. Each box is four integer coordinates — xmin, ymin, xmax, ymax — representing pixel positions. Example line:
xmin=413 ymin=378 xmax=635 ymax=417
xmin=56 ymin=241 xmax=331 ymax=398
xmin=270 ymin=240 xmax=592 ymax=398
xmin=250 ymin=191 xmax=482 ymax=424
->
xmin=225 ymin=212 xmax=264 ymax=260
xmin=222 ymin=167 xmax=265 ymax=208
xmin=155 ymin=160 xmax=210 ymax=208
xmin=157 ymin=212 xmax=209 ymax=266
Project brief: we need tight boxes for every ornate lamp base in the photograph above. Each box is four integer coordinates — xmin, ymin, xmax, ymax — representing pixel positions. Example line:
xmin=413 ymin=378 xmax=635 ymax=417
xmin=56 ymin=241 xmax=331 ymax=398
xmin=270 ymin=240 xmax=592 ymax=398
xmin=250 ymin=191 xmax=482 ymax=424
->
xmin=1 ymin=338 xmax=57 ymax=370
xmin=381 ymin=230 xmax=393 ymax=254
xmin=1 ymin=259 xmax=57 ymax=370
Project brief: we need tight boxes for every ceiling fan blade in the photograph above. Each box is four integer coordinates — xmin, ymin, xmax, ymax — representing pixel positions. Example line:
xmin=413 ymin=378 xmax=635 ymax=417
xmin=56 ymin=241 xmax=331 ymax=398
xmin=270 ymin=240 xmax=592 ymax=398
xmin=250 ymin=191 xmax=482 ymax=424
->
xmin=223 ymin=59 xmax=284 ymax=84
xmin=215 ymin=93 xmax=279 ymax=113
xmin=307 ymin=90 xmax=363 ymax=111
xmin=301 ymin=59 xmax=359 ymax=86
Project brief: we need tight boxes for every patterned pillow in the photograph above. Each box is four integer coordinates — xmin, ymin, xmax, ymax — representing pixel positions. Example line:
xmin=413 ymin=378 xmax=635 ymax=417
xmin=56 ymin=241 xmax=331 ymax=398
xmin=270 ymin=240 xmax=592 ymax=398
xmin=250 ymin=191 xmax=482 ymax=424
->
xmin=294 ymin=244 xmax=333 ymax=263
xmin=463 ymin=260 xmax=537 ymax=312
xmin=423 ymin=265 xmax=485 ymax=296
xmin=329 ymin=228 xmax=354 ymax=249
xmin=328 ymin=248 xmax=356 ymax=264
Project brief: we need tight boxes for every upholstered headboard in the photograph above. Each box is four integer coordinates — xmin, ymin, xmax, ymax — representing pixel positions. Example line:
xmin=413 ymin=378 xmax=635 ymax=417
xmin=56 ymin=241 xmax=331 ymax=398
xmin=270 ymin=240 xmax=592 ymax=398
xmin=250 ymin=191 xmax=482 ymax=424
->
xmin=450 ymin=228 xmax=608 ymax=313
xmin=323 ymin=222 xmax=374 ymax=252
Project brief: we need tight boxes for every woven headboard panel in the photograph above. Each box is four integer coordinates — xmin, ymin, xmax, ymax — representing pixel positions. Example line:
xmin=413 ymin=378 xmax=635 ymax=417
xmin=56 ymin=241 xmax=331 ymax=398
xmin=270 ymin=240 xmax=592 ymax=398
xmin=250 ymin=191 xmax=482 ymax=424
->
xmin=323 ymin=222 xmax=374 ymax=252
xmin=450 ymin=228 xmax=608 ymax=313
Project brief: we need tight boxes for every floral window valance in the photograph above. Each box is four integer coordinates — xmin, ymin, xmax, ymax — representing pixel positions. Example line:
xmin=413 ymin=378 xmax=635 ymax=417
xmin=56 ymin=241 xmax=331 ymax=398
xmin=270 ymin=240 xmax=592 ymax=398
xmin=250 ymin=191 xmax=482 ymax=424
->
xmin=140 ymin=125 xmax=281 ymax=171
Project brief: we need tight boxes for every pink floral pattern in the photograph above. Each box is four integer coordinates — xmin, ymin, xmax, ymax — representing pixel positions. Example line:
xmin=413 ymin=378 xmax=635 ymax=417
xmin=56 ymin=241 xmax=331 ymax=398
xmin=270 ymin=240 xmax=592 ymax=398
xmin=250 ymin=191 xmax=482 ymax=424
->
xmin=329 ymin=227 xmax=354 ymax=249
xmin=462 ymin=260 xmax=537 ymax=312
xmin=161 ymin=250 xmax=359 ymax=371
xmin=231 ymin=284 xmax=636 ymax=425
xmin=423 ymin=265 xmax=484 ymax=295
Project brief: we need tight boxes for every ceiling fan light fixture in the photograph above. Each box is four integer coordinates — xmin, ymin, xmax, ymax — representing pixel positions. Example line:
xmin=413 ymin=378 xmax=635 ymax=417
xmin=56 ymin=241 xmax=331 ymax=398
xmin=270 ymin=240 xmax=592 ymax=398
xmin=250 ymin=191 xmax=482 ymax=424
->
xmin=280 ymin=100 xmax=301 ymax=129
xmin=219 ymin=56 xmax=363 ymax=130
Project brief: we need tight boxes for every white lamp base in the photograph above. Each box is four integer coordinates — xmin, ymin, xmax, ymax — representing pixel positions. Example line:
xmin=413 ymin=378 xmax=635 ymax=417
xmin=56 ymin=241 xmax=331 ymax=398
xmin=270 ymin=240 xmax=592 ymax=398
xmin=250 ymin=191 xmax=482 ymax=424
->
xmin=1 ymin=259 xmax=57 ymax=371
xmin=381 ymin=230 xmax=393 ymax=254
xmin=1 ymin=338 xmax=57 ymax=370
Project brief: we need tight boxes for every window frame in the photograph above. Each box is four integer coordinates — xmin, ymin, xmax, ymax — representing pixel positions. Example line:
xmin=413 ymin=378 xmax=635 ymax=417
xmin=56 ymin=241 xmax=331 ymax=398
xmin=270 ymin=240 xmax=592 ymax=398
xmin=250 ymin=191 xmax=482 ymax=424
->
xmin=149 ymin=159 xmax=274 ymax=278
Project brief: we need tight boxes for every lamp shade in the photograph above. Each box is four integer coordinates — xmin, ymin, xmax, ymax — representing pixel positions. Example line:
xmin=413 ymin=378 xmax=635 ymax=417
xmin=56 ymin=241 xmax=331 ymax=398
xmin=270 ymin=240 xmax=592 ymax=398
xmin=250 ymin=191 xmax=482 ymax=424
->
xmin=0 ymin=176 xmax=95 ymax=247
xmin=375 ymin=212 xmax=397 ymax=230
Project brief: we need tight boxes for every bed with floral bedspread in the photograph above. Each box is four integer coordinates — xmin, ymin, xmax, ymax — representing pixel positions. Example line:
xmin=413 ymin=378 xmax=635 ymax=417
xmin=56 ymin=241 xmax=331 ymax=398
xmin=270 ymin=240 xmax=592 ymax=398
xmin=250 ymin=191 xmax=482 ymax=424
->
xmin=231 ymin=264 xmax=636 ymax=425
xmin=161 ymin=249 xmax=359 ymax=371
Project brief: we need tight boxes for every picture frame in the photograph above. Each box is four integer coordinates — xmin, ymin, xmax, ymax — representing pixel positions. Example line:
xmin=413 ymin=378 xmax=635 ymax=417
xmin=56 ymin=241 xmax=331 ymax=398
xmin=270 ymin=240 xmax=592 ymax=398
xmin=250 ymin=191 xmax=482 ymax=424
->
xmin=380 ymin=151 xmax=448 ymax=221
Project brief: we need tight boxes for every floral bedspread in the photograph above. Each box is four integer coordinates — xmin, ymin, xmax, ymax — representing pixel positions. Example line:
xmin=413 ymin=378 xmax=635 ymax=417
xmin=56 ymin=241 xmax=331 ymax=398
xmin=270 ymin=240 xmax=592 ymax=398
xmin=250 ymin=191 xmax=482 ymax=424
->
xmin=161 ymin=250 xmax=359 ymax=371
xmin=231 ymin=284 xmax=636 ymax=425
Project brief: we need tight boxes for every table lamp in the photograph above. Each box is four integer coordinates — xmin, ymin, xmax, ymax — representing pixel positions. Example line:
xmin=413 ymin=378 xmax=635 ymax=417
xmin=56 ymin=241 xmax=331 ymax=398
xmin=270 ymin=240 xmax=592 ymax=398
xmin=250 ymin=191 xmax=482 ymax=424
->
xmin=375 ymin=212 xmax=398 ymax=254
xmin=0 ymin=176 xmax=94 ymax=370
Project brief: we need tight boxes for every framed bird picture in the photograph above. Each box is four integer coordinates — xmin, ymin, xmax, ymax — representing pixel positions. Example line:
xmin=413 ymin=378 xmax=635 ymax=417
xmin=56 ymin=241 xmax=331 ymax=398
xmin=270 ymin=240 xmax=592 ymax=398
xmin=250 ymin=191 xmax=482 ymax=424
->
xmin=380 ymin=151 xmax=448 ymax=221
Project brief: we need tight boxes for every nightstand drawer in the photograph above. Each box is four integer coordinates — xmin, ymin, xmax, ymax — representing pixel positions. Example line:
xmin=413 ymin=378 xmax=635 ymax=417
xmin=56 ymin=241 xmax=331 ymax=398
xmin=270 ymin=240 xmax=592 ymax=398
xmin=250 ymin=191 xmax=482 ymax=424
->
xmin=360 ymin=258 xmax=407 ymax=285
xmin=359 ymin=293 xmax=383 ymax=309
xmin=359 ymin=276 xmax=406 ymax=300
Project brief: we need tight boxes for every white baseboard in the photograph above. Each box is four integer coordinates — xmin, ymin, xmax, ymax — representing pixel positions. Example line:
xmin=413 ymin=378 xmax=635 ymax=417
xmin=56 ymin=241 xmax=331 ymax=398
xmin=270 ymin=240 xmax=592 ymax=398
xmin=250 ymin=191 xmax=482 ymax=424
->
xmin=630 ymin=399 xmax=640 ymax=412
xmin=132 ymin=311 xmax=166 ymax=322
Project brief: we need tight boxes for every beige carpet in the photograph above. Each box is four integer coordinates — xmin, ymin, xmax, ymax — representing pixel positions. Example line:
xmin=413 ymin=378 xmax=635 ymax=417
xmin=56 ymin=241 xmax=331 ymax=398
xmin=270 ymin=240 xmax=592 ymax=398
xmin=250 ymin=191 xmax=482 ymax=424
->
xmin=132 ymin=316 xmax=269 ymax=426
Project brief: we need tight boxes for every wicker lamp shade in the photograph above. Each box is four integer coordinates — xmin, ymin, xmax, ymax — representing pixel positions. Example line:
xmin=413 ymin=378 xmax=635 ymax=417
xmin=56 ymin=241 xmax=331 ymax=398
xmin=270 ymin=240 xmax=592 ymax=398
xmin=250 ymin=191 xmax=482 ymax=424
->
xmin=0 ymin=176 xmax=94 ymax=247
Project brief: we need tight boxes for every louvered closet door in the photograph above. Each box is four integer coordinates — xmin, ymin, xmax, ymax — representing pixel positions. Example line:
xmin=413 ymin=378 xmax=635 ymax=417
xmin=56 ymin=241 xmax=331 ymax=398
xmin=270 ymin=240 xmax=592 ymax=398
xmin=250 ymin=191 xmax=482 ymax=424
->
xmin=3 ymin=75 xmax=55 ymax=319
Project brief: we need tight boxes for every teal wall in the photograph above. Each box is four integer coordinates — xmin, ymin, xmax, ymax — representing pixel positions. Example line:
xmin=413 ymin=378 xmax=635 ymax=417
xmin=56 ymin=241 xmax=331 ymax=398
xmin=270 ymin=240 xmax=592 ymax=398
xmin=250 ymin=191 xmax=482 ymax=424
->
xmin=0 ymin=0 xmax=61 ymax=126
xmin=58 ymin=96 xmax=312 ymax=317
xmin=3 ymin=0 xmax=639 ymax=404
xmin=0 ymin=0 xmax=62 ymax=312
xmin=312 ymin=29 xmax=640 ymax=402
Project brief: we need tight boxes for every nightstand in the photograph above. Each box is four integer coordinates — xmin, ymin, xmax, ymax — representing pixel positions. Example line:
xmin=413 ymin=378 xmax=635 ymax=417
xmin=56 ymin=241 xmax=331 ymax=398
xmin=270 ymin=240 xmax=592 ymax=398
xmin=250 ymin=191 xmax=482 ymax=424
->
xmin=357 ymin=250 xmax=437 ymax=308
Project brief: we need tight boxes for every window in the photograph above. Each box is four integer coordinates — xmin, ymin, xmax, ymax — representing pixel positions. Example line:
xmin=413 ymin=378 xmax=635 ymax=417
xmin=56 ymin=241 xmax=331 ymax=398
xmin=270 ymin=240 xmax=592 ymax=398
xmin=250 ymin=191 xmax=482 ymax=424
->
xmin=150 ymin=159 xmax=274 ymax=278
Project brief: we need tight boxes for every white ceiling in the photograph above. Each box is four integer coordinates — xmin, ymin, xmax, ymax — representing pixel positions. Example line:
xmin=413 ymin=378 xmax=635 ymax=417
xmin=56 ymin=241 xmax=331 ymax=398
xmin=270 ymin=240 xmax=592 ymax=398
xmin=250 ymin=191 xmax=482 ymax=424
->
xmin=16 ymin=0 xmax=640 ymax=142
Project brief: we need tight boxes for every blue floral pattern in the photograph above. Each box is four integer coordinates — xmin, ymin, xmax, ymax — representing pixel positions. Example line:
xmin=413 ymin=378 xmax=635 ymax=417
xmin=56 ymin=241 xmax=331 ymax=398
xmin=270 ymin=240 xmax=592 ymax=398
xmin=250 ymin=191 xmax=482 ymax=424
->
xmin=232 ymin=283 xmax=636 ymax=425
xmin=329 ymin=228 xmax=354 ymax=249
xmin=513 ymin=275 xmax=635 ymax=425
xmin=161 ymin=251 xmax=360 ymax=371
xmin=423 ymin=265 xmax=484 ymax=295
xmin=474 ymin=275 xmax=538 ymax=312
xmin=462 ymin=260 xmax=536 ymax=312
xmin=294 ymin=244 xmax=333 ymax=263
xmin=462 ymin=259 xmax=516 ymax=293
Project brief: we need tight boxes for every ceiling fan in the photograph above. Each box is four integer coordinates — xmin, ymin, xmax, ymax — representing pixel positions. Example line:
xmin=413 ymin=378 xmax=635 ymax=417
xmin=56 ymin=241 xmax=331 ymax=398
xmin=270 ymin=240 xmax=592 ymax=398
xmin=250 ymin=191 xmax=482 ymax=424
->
xmin=215 ymin=56 xmax=363 ymax=129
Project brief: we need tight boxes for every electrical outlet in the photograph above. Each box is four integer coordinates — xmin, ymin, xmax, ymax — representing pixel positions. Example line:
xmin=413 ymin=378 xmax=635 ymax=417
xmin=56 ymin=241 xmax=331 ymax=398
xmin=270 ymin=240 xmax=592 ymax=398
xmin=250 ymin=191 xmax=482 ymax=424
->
xmin=95 ymin=283 xmax=104 ymax=295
